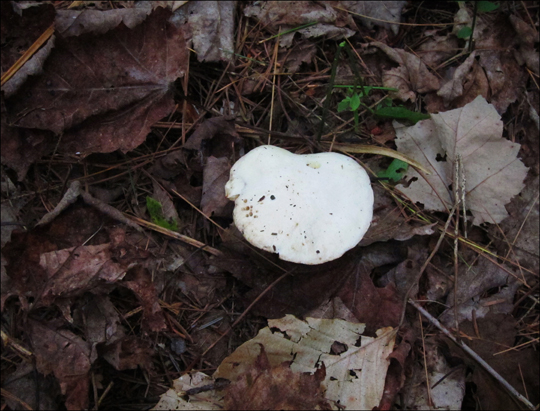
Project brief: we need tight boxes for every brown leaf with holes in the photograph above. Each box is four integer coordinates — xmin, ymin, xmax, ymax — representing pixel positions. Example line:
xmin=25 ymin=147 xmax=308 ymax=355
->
xmin=3 ymin=8 xmax=187 ymax=178
xmin=224 ymin=345 xmax=330 ymax=410
xmin=29 ymin=319 xmax=92 ymax=411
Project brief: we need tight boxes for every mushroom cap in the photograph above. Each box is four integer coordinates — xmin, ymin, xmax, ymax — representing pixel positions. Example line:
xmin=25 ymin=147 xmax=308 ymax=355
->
xmin=225 ymin=145 xmax=374 ymax=264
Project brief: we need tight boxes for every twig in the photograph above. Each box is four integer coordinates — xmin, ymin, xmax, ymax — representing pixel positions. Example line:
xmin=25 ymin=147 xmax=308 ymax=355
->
xmin=409 ymin=299 xmax=536 ymax=410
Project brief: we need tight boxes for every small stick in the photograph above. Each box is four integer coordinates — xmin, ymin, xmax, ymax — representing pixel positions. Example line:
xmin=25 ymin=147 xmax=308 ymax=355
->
xmin=409 ymin=299 xmax=536 ymax=410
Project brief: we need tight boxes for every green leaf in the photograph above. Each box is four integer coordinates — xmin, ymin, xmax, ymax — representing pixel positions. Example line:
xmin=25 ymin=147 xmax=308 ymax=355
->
xmin=374 ymin=106 xmax=430 ymax=124
xmin=146 ymin=196 xmax=178 ymax=231
xmin=477 ymin=1 xmax=499 ymax=12
xmin=337 ymin=98 xmax=351 ymax=112
xmin=350 ymin=93 xmax=361 ymax=111
xmin=377 ymin=159 xmax=409 ymax=183
xmin=457 ymin=26 xmax=473 ymax=39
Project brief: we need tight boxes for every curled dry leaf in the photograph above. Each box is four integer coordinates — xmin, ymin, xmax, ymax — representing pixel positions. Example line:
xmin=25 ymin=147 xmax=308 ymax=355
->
xmin=395 ymin=96 xmax=528 ymax=225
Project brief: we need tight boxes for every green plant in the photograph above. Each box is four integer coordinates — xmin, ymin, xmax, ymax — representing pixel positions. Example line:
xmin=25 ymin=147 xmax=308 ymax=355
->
xmin=377 ymin=158 xmax=409 ymax=182
xmin=146 ymin=196 xmax=178 ymax=231
xmin=456 ymin=1 xmax=500 ymax=52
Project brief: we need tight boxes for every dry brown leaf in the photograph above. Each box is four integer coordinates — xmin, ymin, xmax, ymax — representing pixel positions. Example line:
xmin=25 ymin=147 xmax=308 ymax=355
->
xmin=368 ymin=42 xmax=440 ymax=102
xmin=3 ymin=8 xmax=187 ymax=178
xmin=154 ymin=316 xmax=397 ymax=410
xmin=359 ymin=184 xmax=436 ymax=246
xmin=183 ymin=116 xmax=240 ymax=151
xmin=337 ymin=259 xmax=403 ymax=334
xmin=174 ymin=1 xmax=235 ymax=62
xmin=29 ymin=319 xmax=92 ymax=411
xmin=121 ymin=266 xmax=167 ymax=332
xmin=101 ymin=336 xmax=154 ymax=371
xmin=0 ymin=2 xmax=56 ymax=98
xmin=450 ymin=313 xmax=540 ymax=410
xmin=395 ymin=96 xmax=528 ymax=225
xmin=39 ymin=243 xmax=128 ymax=305
xmin=340 ymin=1 xmax=406 ymax=35
xmin=440 ymin=257 xmax=521 ymax=327
xmin=402 ymin=338 xmax=465 ymax=409
xmin=510 ymin=14 xmax=539 ymax=74
xmin=151 ymin=180 xmax=180 ymax=228
xmin=75 ymin=294 xmax=125 ymax=361
xmin=216 ymin=316 xmax=397 ymax=410
xmin=224 ymin=346 xmax=330 ymax=410
xmin=55 ymin=7 xmax=152 ymax=36
xmin=489 ymin=174 xmax=539 ymax=273
xmin=2 ymin=362 xmax=59 ymax=410
xmin=201 ymin=156 xmax=232 ymax=217
xmin=416 ymin=34 xmax=458 ymax=68
xmin=244 ymin=1 xmax=355 ymax=47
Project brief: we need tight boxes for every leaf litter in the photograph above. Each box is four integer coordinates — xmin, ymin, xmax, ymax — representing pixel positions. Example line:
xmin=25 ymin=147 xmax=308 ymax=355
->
xmin=1 ymin=1 xmax=538 ymax=410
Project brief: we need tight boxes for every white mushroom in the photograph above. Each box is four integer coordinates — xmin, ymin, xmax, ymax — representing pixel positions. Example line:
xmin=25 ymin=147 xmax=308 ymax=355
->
xmin=225 ymin=145 xmax=374 ymax=264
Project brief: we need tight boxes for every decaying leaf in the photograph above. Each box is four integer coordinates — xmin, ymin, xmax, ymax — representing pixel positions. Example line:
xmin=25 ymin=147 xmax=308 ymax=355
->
xmin=55 ymin=7 xmax=152 ymax=37
xmin=101 ymin=336 xmax=154 ymax=371
xmin=416 ymin=34 xmax=458 ymax=68
xmin=395 ymin=96 xmax=528 ymax=225
xmin=489 ymin=174 xmax=539 ymax=273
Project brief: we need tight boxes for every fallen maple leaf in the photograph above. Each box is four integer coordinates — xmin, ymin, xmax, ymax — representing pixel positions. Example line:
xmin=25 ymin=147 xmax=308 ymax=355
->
xmin=395 ymin=96 xmax=528 ymax=225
